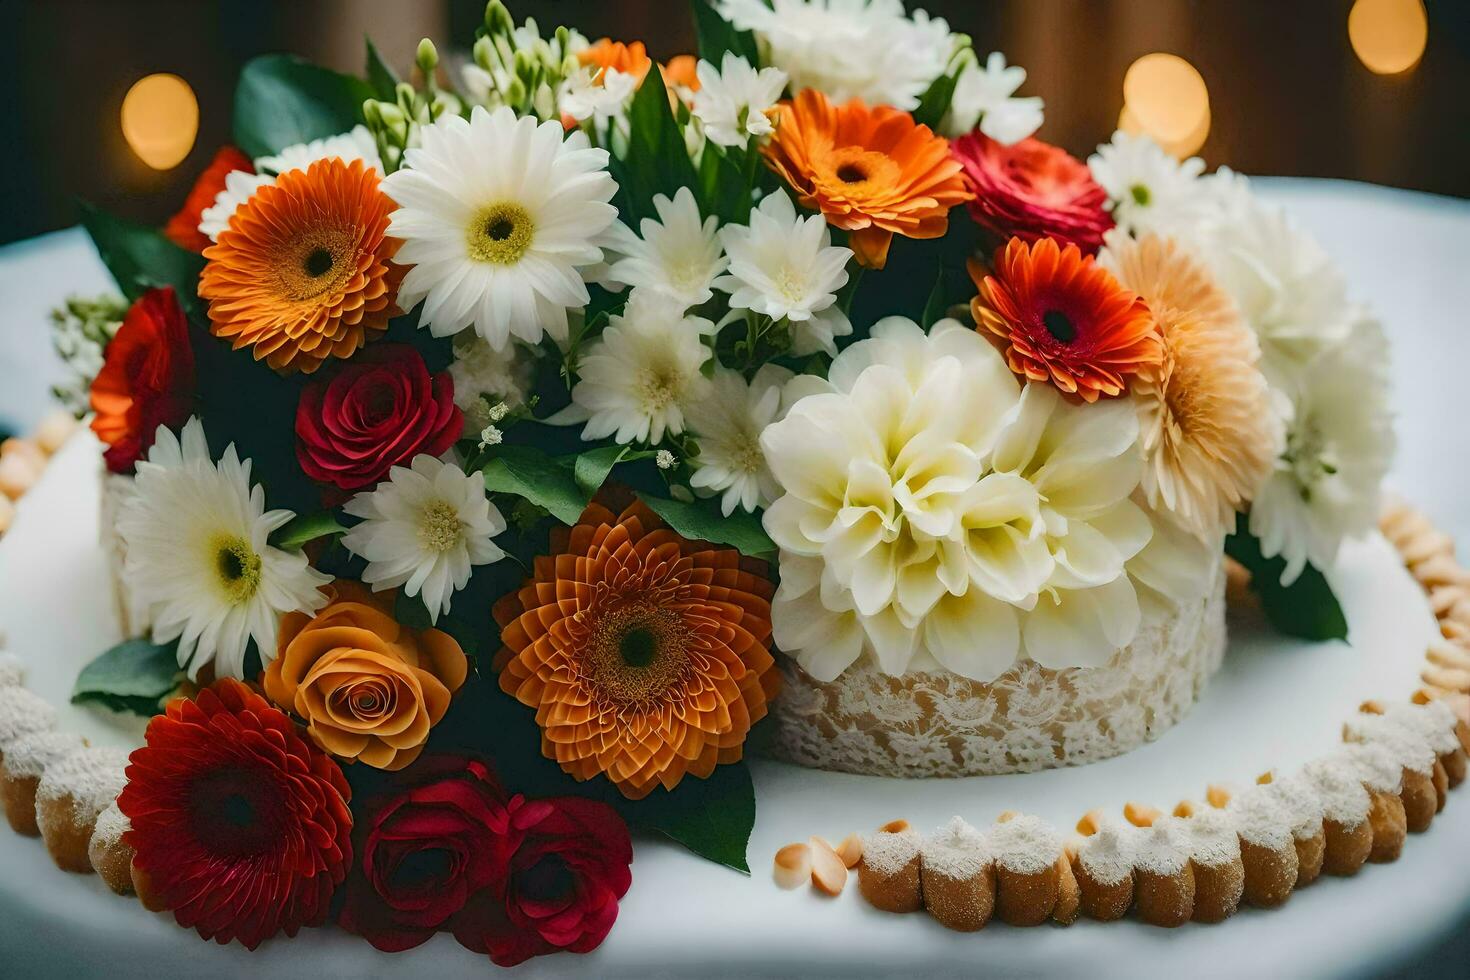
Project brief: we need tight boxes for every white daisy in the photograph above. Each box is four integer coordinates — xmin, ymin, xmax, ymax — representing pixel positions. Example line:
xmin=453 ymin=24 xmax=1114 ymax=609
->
xmin=692 ymin=53 xmax=788 ymax=147
xmin=254 ymin=124 xmax=383 ymax=176
xmin=383 ymin=105 xmax=619 ymax=350
xmin=559 ymin=290 xmax=716 ymax=445
xmin=687 ymin=364 xmax=794 ymax=515
xmin=943 ymin=51 xmax=1044 ymax=144
xmin=1250 ymin=312 xmax=1394 ymax=584
xmin=606 ymin=187 xmax=728 ymax=308
xmin=714 ymin=190 xmax=854 ymax=356
xmin=718 ymin=0 xmax=955 ymax=111
xmin=1087 ymin=130 xmax=1212 ymax=238
xmin=558 ymin=66 xmax=639 ymax=125
xmin=342 ymin=455 xmax=508 ymax=623
xmin=116 ymin=417 xmax=330 ymax=680
xmin=448 ymin=331 xmax=535 ymax=435
xmin=197 ymin=169 xmax=274 ymax=243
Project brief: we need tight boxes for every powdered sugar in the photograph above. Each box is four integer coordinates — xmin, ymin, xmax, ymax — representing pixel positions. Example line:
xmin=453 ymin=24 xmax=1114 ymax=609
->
xmin=0 ymin=730 xmax=86 ymax=779
xmin=0 ymin=687 xmax=56 ymax=746
xmin=0 ymin=652 xmax=24 ymax=688
xmin=1342 ymin=741 xmax=1404 ymax=794
xmin=1227 ymin=787 xmax=1295 ymax=849
xmin=921 ymin=816 xmax=991 ymax=880
xmin=1343 ymin=715 xmax=1437 ymax=774
xmin=1259 ymin=774 xmax=1326 ymax=840
xmin=35 ymin=746 xmax=130 ymax=821
xmin=1304 ymin=754 xmax=1373 ymax=826
xmin=1374 ymin=702 xmax=1460 ymax=755
xmin=1133 ymin=816 xmax=1191 ymax=874
xmin=88 ymin=800 xmax=131 ymax=853
xmin=1077 ymin=821 xmax=1138 ymax=885
xmin=1185 ymin=807 xmax=1242 ymax=867
xmin=989 ymin=814 xmax=1062 ymax=874
xmin=861 ymin=828 xmax=922 ymax=876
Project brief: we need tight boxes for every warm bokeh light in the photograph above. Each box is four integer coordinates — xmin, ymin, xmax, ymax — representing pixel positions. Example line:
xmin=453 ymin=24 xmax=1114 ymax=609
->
xmin=120 ymin=73 xmax=198 ymax=170
xmin=1120 ymin=54 xmax=1210 ymax=159
xmin=1349 ymin=0 xmax=1428 ymax=75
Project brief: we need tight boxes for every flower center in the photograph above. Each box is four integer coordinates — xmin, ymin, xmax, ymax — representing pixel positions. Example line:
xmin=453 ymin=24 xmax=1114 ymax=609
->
xmin=733 ymin=433 xmax=764 ymax=475
xmin=836 ymin=163 xmax=868 ymax=184
xmin=271 ymin=230 xmax=356 ymax=302
xmin=211 ymin=534 xmax=262 ymax=604
xmin=188 ymin=768 xmax=283 ymax=856
xmin=1284 ymin=415 xmax=1336 ymax=502
xmin=586 ymin=604 xmax=691 ymax=707
xmin=774 ymin=268 xmax=808 ymax=304
xmin=637 ymin=365 xmax=681 ymax=413
xmin=303 ymin=246 xmax=334 ymax=277
xmin=1130 ymin=183 xmax=1152 ymax=207
xmin=392 ymin=848 xmax=457 ymax=889
xmin=518 ymin=854 xmax=575 ymax=903
xmin=1042 ymin=309 xmax=1077 ymax=344
xmin=619 ymin=626 xmax=657 ymax=667
xmin=467 ymin=202 xmax=535 ymax=265
xmin=417 ymin=500 xmax=464 ymax=552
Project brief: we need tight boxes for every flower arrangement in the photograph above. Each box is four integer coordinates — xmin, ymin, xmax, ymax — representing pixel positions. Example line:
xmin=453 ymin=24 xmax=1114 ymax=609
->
xmin=62 ymin=0 xmax=1392 ymax=964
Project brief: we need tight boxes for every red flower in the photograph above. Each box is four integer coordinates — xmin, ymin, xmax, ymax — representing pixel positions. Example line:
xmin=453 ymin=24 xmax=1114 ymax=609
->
xmin=89 ymin=287 xmax=196 ymax=474
xmin=953 ymin=131 xmax=1112 ymax=254
xmin=338 ymin=756 xmax=516 ymax=953
xmin=454 ymin=796 xmax=633 ymax=968
xmin=118 ymin=679 xmax=353 ymax=950
xmin=163 ymin=145 xmax=253 ymax=253
xmin=294 ymin=344 xmax=461 ymax=494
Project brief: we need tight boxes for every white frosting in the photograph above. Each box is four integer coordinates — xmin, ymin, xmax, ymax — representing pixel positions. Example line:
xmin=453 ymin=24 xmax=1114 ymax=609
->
xmin=88 ymin=800 xmax=131 ymax=854
xmin=1077 ymin=821 xmax=1138 ymax=886
xmin=989 ymin=815 xmax=1062 ymax=874
xmin=1304 ymin=754 xmax=1373 ymax=826
xmin=1227 ymin=787 xmax=1295 ymax=850
xmin=1186 ymin=807 xmax=1243 ymax=867
xmin=35 ymin=746 xmax=130 ymax=822
xmin=1343 ymin=715 xmax=1437 ymax=774
xmin=0 ymin=687 xmax=57 ymax=746
xmin=0 ymin=730 xmax=87 ymax=779
xmin=1260 ymin=774 xmax=1327 ymax=840
xmin=1342 ymin=742 xmax=1405 ymax=794
xmin=1374 ymin=702 xmax=1460 ymax=755
xmin=0 ymin=652 xmax=25 ymax=688
xmin=1133 ymin=816 xmax=1191 ymax=874
xmin=860 ymin=828 xmax=922 ymax=876
xmin=921 ymin=816 xmax=991 ymax=880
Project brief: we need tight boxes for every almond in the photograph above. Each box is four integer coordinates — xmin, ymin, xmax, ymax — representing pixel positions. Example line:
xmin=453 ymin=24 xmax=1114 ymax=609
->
xmin=809 ymin=836 xmax=849 ymax=896
xmin=835 ymin=832 xmax=864 ymax=868
xmin=773 ymin=842 xmax=811 ymax=890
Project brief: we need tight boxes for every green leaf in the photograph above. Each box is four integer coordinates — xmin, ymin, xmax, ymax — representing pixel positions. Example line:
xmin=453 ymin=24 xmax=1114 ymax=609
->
xmin=618 ymin=760 xmax=756 ymax=873
xmin=1225 ymin=512 xmax=1349 ymax=641
xmin=616 ymin=66 xmax=700 ymax=223
xmin=482 ymin=445 xmax=587 ymax=525
xmin=233 ymin=54 xmax=375 ymax=159
xmin=911 ymin=68 xmax=961 ymax=131
xmin=364 ymin=37 xmax=400 ymax=100
xmin=78 ymin=202 xmax=206 ymax=319
xmin=572 ymin=445 xmax=659 ymax=500
xmin=272 ymin=511 xmax=347 ymax=551
xmin=637 ymin=493 xmax=775 ymax=559
xmin=691 ymin=0 xmax=761 ymax=67
xmin=920 ymin=269 xmax=948 ymax=327
xmin=71 ymin=639 xmax=182 ymax=717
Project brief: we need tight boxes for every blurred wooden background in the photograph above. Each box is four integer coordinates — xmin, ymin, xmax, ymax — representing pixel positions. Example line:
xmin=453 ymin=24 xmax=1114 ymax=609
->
xmin=1 ymin=0 xmax=1467 ymax=243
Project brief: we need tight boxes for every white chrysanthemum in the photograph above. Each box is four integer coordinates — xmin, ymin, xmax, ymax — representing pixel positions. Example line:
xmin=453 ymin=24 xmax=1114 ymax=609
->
xmin=117 ymin=418 xmax=330 ymax=680
xmin=254 ymin=124 xmax=383 ymax=176
xmin=448 ymin=332 xmax=535 ymax=434
xmin=342 ymin=455 xmax=508 ymax=623
xmin=560 ymin=291 xmax=716 ymax=444
xmin=718 ymin=0 xmax=954 ymax=110
xmin=943 ymin=51 xmax=1044 ymax=144
xmin=558 ymin=66 xmax=639 ymax=124
xmin=197 ymin=169 xmax=274 ymax=243
xmin=606 ymin=187 xmax=728 ymax=308
xmin=1088 ymin=131 xmax=1213 ymax=238
xmin=692 ymin=53 xmax=788 ymax=147
xmin=1250 ymin=312 xmax=1394 ymax=584
xmin=687 ymin=364 xmax=795 ymax=515
xmin=383 ymin=105 xmax=619 ymax=349
xmin=714 ymin=190 xmax=854 ymax=356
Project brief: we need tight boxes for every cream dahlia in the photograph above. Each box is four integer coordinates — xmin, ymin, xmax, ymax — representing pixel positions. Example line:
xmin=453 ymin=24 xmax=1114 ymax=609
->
xmin=606 ymin=187 xmax=728 ymax=309
xmin=686 ymin=364 xmax=794 ymax=516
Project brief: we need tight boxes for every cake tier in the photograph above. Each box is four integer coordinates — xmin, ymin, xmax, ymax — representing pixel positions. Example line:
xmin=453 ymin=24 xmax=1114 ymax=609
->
xmin=770 ymin=565 xmax=1226 ymax=776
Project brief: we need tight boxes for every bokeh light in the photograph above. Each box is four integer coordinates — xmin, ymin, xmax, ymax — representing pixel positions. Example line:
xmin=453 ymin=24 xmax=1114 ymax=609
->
xmin=120 ymin=73 xmax=198 ymax=170
xmin=1349 ymin=0 xmax=1428 ymax=75
xmin=1120 ymin=53 xmax=1210 ymax=159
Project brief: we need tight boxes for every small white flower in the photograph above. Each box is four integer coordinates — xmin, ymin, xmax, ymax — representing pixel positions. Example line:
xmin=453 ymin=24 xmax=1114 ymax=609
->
xmin=478 ymin=425 xmax=504 ymax=449
xmin=487 ymin=401 xmax=510 ymax=423
xmin=692 ymin=53 xmax=788 ymax=147
xmin=558 ymin=66 xmax=639 ymax=124
xmin=117 ymin=418 xmax=330 ymax=680
xmin=559 ymin=291 xmax=716 ymax=445
xmin=449 ymin=332 xmax=534 ymax=434
xmin=655 ymin=449 xmax=677 ymax=470
xmin=687 ymin=364 xmax=794 ymax=515
xmin=197 ymin=170 xmax=274 ymax=243
xmin=1088 ymin=131 xmax=1212 ymax=238
xmin=384 ymin=105 xmax=619 ymax=350
xmin=342 ymin=455 xmax=508 ymax=623
xmin=254 ymin=124 xmax=383 ymax=176
xmin=714 ymin=190 xmax=854 ymax=355
xmin=606 ymin=187 xmax=728 ymax=308
xmin=943 ymin=52 xmax=1043 ymax=144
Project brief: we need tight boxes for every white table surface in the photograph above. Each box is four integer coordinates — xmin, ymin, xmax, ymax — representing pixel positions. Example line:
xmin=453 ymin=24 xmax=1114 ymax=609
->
xmin=1 ymin=179 xmax=1468 ymax=979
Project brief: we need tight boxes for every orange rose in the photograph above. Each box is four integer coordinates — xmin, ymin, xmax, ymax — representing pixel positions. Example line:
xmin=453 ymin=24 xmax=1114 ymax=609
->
xmin=265 ymin=580 xmax=468 ymax=771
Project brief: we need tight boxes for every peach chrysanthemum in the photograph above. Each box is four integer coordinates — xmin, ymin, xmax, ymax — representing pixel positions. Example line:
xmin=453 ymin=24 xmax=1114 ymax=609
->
xmin=762 ymin=88 xmax=973 ymax=269
xmin=492 ymin=497 xmax=779 ymax=800
xmin=969 ymin=236 xmax=1162 ymax=402
xmin=1100 ymin=233 xmax=1280 ymax=539
xmin=199 ymin=157 xmax=402 ymax=374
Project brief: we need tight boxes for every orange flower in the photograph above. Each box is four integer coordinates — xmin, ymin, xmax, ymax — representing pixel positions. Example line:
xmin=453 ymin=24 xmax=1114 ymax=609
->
xmin=662 ymin=54 xmax=701 ymax=95
xmin=493 ymin=497 xmax=779 ymax=800
xmin=762 ymin=88 xmax=972 ymax=269
xmin=264 ymin=580 xmax=467 ymax=771
xmin=199 ymin=157 xmax=402 ymax=375
xmin=970 ymin=236 xmax=1161 ymax=402
xmin=579 ymin=39 xmax=652 ymax=81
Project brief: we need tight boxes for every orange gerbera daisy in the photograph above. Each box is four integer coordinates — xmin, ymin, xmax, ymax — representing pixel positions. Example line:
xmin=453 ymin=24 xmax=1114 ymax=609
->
xmin=492 ymin=496 xmax=779 ymax=800
xmin=969 ymin=236 xmax=1161 ymax=402
xmin=579 ymin=39 xmax=653 ymax=81
xmin=762 ymin=88 xmax=972 ymax=269
xmin=199 ymin=157 xmax=402 ymax=375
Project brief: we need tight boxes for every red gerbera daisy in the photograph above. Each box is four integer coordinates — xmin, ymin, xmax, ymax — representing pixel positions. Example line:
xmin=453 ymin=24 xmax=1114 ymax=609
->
xmin=163 ymin=145 xmax=253 ymax=253
xmin=118 ymin=679 xmax=353 ymax=950
xmin=969 ymin=236 xmax=1162 ymax=402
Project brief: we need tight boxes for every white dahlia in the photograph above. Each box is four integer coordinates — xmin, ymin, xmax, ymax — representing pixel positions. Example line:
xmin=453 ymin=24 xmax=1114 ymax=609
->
xmin=686 ymin=364 xmax=794 ymax=515
xmin=560 ymin=291 xmax=716 ymax=445
xmin=692 ymin=53 xmax=788 ymax=147
xmin=448 ymin=331 xmax=535 ymax=434
xmin=943 ymin=51 xmax=1044 ymax=144
xmin=383 ymin=105 xmax=619 ymax=349
xmin=342 ymin=455 xmax=508 ymax=623
xmin=606 ymin=187 xmax=728 ymax=309
xmin=254 ymin=124 xmax=382 ymax=176
xmin=117 ymin=418 xmax=330 ymax=680
xmin=1087 ymin=131 xmax=1212 ymax=239
xmin=197 ymin=170 xmax=274 ymax=243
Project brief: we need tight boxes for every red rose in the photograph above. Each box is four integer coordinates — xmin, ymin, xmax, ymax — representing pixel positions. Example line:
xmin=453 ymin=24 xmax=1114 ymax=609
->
xmin=294 ymin=343 xmax=462 ymax=493
xmin=338 ymin=756 xmax=515 ymax=952
xmin=89 ymin=287 xmax=196 ymax=474
xmin=953 ymin=131 xmax=1113 ymax=254
xmin=163 ymin=145 xmax=253 ymax=253
xmin=454 ymin=795 xmax=633 ymax=968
